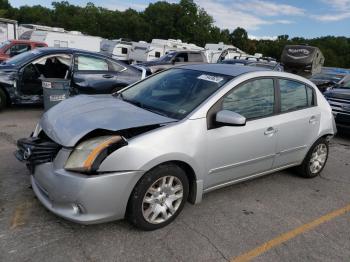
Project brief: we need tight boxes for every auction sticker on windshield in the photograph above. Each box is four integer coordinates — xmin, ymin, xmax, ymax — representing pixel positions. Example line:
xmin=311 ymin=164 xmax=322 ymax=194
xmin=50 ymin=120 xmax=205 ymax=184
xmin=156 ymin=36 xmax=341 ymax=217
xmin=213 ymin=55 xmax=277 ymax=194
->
xmin=198 ymin=74 xmax=224 ymax=83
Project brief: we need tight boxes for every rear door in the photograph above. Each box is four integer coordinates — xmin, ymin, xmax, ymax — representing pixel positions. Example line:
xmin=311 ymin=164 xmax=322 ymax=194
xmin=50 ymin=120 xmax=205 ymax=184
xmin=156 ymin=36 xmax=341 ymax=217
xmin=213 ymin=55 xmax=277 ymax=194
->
xmin=273 ymin=79 xmax=320 ymax=168
xmin=72 ymin=54 xmax=122 ymax=94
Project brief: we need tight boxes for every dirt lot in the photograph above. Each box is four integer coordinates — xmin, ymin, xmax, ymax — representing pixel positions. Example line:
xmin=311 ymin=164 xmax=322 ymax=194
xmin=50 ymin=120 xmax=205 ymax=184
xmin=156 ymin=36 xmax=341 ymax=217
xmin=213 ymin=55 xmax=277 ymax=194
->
xmin=1 ymin=106 xmax=350 ymax=262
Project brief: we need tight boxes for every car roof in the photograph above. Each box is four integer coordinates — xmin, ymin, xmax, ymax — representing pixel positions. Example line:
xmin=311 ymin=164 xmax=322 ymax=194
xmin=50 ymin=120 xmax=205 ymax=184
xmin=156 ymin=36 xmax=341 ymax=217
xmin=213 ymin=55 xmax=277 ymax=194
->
xmin=180 ymin=63 xmax=270 ymax=77
xmin=8 ymin=40 xmax=47 ymax=44
xmin=32 ymin=47 xmax=117 ymax=60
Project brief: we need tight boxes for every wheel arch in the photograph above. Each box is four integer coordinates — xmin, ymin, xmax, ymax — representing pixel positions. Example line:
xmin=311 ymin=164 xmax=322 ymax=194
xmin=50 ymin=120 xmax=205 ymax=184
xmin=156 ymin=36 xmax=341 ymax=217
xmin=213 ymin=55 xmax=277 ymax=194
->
xmin=132 ymin=159 xmax=201 ymax=205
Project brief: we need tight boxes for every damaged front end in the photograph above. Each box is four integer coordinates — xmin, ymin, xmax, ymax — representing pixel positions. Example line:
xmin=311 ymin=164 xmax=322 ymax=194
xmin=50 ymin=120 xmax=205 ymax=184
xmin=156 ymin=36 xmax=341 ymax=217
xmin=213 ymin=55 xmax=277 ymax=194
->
xmin=15 ymin=134 xmax=61 ymax=173
xmin=15 ymin=124 xmax=162 ymax=175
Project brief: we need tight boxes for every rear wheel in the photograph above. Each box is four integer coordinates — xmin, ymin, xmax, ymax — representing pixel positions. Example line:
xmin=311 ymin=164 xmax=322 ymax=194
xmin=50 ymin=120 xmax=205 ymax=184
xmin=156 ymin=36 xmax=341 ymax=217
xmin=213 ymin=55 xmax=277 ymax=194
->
xmin=297 ymin=138 xmax=329 ymax=178
xmin=127 ymin=164 xmax=189 ymax=230
xmin=0 ymin=88 xmax=7 ymax=111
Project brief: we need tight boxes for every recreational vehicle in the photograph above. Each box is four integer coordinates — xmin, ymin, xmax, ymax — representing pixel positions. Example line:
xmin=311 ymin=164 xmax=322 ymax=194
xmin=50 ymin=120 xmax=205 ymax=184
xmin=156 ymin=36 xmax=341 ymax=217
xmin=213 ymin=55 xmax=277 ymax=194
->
xmin=129 ymin=41 xmax=150 ymax=63
xmin=0 ymin=18 xmax=18 ymax=42
xmin=281 ymin=45 xmax=325 ymax=77
xmin=20 ymin=27 xmax=103 ymax=52
xmin=204 ymin=42 xmax=245 ymax=63
xmin=100 ymin=39 xmax=132 ymax=62
xmin=145 ymin=39 xmax=203 ymax=61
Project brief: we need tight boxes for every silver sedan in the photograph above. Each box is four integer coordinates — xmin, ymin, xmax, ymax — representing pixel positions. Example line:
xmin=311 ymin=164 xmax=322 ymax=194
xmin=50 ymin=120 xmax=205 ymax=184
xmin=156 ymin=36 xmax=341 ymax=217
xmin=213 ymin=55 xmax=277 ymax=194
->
xmin=16 ymin=64 xmax=336 ymax=230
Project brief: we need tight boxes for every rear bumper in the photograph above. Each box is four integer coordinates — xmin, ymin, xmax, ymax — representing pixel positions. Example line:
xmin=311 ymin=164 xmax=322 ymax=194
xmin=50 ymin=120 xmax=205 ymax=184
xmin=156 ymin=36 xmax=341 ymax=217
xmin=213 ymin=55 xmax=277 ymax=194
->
xmin=31 ymin=163 xmax=144 ymax=224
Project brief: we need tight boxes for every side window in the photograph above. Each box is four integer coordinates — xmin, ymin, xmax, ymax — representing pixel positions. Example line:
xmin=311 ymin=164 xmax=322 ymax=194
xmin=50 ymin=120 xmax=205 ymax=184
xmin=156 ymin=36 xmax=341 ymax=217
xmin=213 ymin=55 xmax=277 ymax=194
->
xmin=6 ymin=44 xmax=30 ymax=55
xmin=188 ymin=53 xmax=203 ymax=62
xmin=279 ymin=79 xmax=309 ymax=112
xmin=108 ymin=60 xmax=125 ymax=72
xmin=75 ymin=55 xmax=108 ymax=71
xmin=121 ymin=47 xmax=128 ymax=54
xmin=306 ymin=86 xmax=315 ymax=106
xmin=31 ymin=54 xmax=72 ymax=79
xmin=222 ymin=79 xmax=275 ymax=120
xmin=175 ymin=53 xmax=188 ymax=62
xmin=155 ymin=51 xmax=161 ymax=58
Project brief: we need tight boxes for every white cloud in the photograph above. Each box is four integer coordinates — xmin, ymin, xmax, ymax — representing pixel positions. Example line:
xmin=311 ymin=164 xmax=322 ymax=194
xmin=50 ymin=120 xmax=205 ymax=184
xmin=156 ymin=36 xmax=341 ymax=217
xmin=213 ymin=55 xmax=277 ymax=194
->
xmin=195 ymin=0 xmax=295 ymax=30
xmin=314 ymin=0 xmax=350 ymax=21
xmin=321 ymin=0 xmax=350 ymax=10
xmin=249 ymin=35 xmax=278 ymax=40
xmin=236 ymin=0 xmax=304 ymax=16
xmin=102 ymin=1 xmax=148 ymax=11
xmin=312 ymin=12 xmax=350 ymax=21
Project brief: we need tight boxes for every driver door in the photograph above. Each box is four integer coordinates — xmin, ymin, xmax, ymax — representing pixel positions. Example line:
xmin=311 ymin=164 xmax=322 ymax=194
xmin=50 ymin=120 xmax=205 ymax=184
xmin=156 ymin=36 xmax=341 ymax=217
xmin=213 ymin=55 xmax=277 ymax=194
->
xmin=205 ymin=78 xmax=278 ymax=189
xmin=18 ymin=63 xmax=42 ymax=96
xmin=18 ymin=53 xmax=72 ymax=96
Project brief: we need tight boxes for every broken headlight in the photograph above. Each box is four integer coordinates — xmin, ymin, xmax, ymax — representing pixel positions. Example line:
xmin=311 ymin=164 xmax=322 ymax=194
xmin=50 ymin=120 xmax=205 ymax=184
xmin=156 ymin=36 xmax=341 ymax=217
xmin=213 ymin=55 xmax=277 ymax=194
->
xmin=65 ymin=135 xmax=126 ymax=173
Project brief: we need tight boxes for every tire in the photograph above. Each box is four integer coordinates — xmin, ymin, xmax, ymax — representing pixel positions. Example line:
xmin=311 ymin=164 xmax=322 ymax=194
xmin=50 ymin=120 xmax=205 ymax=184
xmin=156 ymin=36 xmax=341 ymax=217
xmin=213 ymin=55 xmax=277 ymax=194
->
xmin=127 ymin=164 xmax=189 ymax=231
xmin=0 ymin=88 xmax=7 ymax=111
xmin=297 ymin=138 xmax=329 ymax=178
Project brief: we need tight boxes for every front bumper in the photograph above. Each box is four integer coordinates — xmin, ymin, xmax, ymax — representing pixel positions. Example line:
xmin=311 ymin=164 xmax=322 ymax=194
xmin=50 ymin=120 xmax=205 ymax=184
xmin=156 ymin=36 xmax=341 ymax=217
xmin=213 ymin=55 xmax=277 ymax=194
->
xmin=333 ymin=111 xmax=350 ymax=129
xmin=31 ymin=162 xmax=144 ymax=224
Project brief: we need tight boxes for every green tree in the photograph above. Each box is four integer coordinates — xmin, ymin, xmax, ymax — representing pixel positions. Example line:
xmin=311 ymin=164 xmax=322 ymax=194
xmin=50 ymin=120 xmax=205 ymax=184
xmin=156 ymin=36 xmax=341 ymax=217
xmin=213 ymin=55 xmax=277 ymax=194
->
xmin=230 ymin=27 xmax=248 ymax=50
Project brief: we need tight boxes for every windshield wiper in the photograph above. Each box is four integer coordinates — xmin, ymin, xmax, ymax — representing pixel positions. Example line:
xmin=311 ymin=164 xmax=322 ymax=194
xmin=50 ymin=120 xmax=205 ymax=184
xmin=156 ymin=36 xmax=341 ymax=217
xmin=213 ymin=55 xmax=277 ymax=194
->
xmin=141 ymin=104 xmax=169 ymax=117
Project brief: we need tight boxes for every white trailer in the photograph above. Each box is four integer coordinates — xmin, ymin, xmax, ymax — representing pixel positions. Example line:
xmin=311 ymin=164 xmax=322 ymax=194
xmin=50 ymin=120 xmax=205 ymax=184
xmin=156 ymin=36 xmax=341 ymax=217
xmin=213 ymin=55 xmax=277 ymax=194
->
xmin=204 ymin=42 xmax=246 ymax=63
xmin=0 ymin=18 xmax=18 ymax=42
xmin=100 ymin=39 xmax=132 ymax=62
xmin=145 ymin=39 xmax=203 ymax=61
xmin=22 ymin=29 xmax=103 ymax=52
xmin=129 ymin=41 xmax=150 ymax=63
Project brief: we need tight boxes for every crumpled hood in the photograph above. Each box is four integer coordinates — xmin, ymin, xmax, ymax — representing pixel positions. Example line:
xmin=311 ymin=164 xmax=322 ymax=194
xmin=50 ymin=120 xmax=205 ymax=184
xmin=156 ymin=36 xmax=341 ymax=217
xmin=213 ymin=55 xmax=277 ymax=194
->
xmin=40 ymin=95 xmax=176 ymax=147
xmin=325 ymin=88 xmax=350 ymax=100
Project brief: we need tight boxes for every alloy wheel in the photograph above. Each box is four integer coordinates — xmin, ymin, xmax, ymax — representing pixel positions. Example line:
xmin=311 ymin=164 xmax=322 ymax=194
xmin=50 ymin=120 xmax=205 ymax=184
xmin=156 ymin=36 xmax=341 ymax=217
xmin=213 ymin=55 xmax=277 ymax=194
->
xmin=142 ymin=176 xmax=183 ymax=224
xmin=309 ymin=143 xmax=328 ymax=174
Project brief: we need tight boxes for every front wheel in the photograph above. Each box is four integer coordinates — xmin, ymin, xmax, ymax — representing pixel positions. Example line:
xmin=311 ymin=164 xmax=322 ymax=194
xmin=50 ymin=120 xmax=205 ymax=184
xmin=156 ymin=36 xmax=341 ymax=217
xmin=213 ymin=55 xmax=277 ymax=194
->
xmin=127 ymin=164 xmax=189 ymax=230
xmin=297 ymin=138 xmax=329 ymax=178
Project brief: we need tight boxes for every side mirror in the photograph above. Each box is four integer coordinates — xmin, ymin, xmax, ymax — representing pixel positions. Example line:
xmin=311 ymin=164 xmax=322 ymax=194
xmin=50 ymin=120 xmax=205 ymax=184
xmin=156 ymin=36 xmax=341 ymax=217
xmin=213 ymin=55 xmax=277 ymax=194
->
xmin=215 ymin=110 xmax=246 ymax=126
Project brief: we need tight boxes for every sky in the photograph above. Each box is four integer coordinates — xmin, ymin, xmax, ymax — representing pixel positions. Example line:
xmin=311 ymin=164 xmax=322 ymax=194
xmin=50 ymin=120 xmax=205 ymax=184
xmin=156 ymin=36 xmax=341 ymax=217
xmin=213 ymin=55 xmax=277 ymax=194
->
xmin=9 ymin=0 xmax=350 ymax=39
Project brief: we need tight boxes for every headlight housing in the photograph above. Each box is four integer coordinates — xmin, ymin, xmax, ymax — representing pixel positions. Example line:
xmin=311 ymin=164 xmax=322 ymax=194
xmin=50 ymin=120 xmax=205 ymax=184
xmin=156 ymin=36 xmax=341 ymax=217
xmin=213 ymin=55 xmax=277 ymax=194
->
xmin=65 ymin=135 xmax=126 ymax=173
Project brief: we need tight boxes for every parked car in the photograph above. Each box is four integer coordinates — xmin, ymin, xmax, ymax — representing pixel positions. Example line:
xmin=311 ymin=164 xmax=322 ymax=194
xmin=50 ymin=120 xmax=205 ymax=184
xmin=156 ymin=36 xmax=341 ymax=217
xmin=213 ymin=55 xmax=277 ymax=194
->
xmin=324 ymin=74 xmax=350 ymax=129
xmin=0 ymin=47 xmax=144 ymax=110
xmin=220 ymin=58 xmax=284 ymax=71
xmin=138 ymin=50 xmax=207 ymax=73
xmin=0 ymin=39 xmax=47 ymax=62
xmin=16 ymin=64 xmax=336 ymax=230
xmin=309 ymin=72 xmax=346 ymax=93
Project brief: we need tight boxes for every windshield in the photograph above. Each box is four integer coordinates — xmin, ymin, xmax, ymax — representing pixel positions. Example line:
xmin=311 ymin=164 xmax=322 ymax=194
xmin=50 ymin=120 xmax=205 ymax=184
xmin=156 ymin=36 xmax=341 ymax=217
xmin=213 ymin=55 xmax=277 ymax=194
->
xmin=121 ymin=68 xmax=232 ymax=119
xmin=0 ymin=40 xmax=10 ymax=50
xmin=158 ymin=52 xmax=176 ymax=62
xmin=2 ymin=49 xmax=42 ymax=66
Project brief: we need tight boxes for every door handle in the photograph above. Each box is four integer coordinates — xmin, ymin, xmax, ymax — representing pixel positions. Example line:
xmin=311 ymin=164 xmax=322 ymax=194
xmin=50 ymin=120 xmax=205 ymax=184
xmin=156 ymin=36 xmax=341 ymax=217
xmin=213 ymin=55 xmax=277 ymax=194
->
xmin=264 ymin=127 xmax=277 ymax=136
xmin=102 ymin=74 xmax=114 ymax=79
xmin=309 ymin=116 xmax=317 ymax=124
